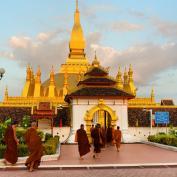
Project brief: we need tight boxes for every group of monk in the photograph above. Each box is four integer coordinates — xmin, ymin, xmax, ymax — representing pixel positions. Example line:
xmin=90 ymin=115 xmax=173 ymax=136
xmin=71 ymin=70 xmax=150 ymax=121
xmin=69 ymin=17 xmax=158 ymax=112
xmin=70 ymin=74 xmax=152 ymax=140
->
xmin=3 ymin=121 xmax=121 ymax=170
xmin=3 ymin=121 xmax=43 ymax=172
xmin=75 ymin=124 xmax=122 ymax=160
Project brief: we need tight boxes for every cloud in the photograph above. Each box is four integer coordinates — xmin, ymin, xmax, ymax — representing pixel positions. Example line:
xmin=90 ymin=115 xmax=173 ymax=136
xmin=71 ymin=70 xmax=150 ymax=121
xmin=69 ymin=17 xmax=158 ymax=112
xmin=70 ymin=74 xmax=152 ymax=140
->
xmin=152 ymin=18 xmax=177 ymax=39
xmin=3 ymin=29 xmax=177 ymax=92
xmin=3 ymin=31 xmax=102 ymax=80
xmin=111 ymin=21 xmax=144 ymax=32
xmin=8 ymin=31 xmax=68 ymax=78
xmin=0 ymin=51 xmax=14 ymax=59
xmin=88 ymin=42 xmax=177 ymax=88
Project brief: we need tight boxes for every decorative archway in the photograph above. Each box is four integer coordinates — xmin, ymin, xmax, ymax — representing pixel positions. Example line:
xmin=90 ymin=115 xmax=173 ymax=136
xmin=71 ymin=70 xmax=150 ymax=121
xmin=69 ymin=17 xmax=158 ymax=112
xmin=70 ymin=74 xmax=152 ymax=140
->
xmin=84 ymin=99 xmax=118 ymax=138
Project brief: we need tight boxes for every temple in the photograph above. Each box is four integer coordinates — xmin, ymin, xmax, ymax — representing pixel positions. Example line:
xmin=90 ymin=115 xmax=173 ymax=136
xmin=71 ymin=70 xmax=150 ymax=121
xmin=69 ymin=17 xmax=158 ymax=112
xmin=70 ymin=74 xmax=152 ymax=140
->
xmin=0 ymin=0 xmax=177 ymax=142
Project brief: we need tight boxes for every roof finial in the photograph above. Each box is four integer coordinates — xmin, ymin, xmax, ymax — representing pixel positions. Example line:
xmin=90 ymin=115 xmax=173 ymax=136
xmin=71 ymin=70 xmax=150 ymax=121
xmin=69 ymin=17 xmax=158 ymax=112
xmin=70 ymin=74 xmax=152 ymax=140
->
xmin=76 ymin=0 xmax=79 ymax=11
xmin=94 ymin=50 xmax=97 ymax=59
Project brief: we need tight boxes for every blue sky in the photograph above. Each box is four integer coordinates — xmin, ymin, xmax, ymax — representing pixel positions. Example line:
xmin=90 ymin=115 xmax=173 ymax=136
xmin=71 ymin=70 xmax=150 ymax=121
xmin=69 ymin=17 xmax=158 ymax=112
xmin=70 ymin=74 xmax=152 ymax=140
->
xmin=0 ymin=0 xmax=177 ymax=103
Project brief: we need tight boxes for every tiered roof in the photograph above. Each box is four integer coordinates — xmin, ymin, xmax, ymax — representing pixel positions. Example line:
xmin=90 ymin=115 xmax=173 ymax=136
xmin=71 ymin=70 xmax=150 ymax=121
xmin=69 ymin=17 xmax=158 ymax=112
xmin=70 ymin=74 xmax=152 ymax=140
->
xmin=65 ymin=63 xmax=135 ymax=102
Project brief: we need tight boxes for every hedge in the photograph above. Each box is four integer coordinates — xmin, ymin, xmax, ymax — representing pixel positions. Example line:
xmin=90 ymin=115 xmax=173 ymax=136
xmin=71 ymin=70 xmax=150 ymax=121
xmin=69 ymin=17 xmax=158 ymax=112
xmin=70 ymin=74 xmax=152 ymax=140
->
xmin=0 ymin=136 xmax=60 ymax=158
xmin=148 ymin=134 xmax=177 ymax=147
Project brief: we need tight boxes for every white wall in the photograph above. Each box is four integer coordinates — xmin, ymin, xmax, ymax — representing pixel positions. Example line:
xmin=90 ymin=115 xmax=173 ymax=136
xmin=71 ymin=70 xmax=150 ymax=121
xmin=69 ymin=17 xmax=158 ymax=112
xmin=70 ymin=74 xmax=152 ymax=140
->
xmin=68 ymin=98 xmax=130 ymax=142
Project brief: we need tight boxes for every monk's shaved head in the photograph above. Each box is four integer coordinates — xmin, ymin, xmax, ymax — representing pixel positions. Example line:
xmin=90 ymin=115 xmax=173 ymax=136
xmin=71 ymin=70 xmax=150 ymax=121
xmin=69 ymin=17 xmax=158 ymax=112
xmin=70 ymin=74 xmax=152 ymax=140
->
xmin=31 ymin=122 xmax=37 ymax=127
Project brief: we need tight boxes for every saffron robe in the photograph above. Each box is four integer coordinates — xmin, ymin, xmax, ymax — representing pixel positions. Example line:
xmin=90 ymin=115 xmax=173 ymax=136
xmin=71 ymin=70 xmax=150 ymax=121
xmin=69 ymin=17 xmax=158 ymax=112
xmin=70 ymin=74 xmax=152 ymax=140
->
xmin=114 ymin=129 xmax=122 ymax=149
xmin=75 ymin=129 xmax=90 ymax=156
xmin=4 ymin=125 xmax=18 ymax=164
xmin=25 ymin=128 xmax=43 ymax=169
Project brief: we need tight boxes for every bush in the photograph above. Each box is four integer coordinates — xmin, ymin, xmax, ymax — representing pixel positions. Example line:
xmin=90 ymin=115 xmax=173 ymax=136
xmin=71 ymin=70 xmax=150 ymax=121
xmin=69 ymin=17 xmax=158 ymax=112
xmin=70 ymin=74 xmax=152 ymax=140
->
xmin=43 ymin=136 xmax=59 ymax=155
xmin=0 ymin=135 xmax=60 ymax=159
xmin=0 ymin=144 xmax=6 ymax=158
xmin=21 ymin=115 xmax=30 ymax=129
xmin=18 ymin=144 xmax=29 ymax=157
xmin=16 ymin=128 xmax=44 ymax=144
xmin=148 ymin=133 xmax=177 ymax=147
xmin=45 ymin=133 xmax=53 ymax=142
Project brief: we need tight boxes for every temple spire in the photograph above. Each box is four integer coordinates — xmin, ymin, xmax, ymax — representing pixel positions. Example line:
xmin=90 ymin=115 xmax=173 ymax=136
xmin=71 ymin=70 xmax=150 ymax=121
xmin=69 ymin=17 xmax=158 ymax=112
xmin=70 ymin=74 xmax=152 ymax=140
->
xmin=76 ymin=0 xmax=79 ymax=12
xmin=116 ymin=66 xmax=123 ymax=89
xmin=92 ymin=51 xmax=100 ymax=67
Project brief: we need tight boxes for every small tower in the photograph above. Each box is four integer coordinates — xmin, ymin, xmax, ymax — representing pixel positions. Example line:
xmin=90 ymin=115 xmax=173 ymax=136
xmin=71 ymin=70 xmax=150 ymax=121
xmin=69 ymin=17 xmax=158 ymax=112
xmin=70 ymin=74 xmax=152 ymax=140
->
xmin=34 ymin=66 xmax=43 ymax=97
xmin=92 ymin=51 xmax=100 ymax=67
xmin=123 ymin=67 xmax=129 ymax=91
xmin=4 ymin=86 xmax=8 ymax=101
xmin=63 ymin=69 xmax=68 ymax=98
xmin=116 ymin=66 xmax=123 ymax=89
xmin=128 ymin=64 xmax=136 ymax=95
xmin=22 ymin=64 xmax=32 ymax=97
xmin=151 ymin=88 xmax=155 ymax=102
xmin=48 ymin=66 xmax=57 ymax=97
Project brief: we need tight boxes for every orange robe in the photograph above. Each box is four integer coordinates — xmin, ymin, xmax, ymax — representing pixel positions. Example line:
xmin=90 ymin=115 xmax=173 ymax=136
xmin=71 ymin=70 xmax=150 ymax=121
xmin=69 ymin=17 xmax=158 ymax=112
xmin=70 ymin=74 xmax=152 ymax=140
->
xmin=114 ymin=129 xmax=122 ymax=149
xmin=25 ymin=128 xmax=43 ymax=169
xmin=4 ymin=126 xmax=18 ymax=164
xmin=75 ymin=129 xmax=90 ymax=156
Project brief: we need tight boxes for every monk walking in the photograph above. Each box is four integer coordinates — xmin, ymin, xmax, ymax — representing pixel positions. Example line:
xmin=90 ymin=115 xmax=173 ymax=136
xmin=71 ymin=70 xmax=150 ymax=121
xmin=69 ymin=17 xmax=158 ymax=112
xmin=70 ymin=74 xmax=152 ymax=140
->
xmin=3 ymin=120 xmax=19 ymax=165
xmin=114 ymin=126 xmax=122 ymax=152
xmin=75 ymin=124 xmax=90 ymax=160
xmin=25 ymin=122 xmax=43 ymax=172
xmin=91 ymin=124 xmax=102 ymax=159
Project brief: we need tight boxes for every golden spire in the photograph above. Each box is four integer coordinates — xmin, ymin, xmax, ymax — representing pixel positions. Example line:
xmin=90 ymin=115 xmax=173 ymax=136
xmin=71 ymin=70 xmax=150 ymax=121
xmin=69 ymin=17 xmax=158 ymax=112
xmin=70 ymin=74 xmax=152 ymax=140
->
xmin=127 ymin=64 xmax=136 ymax=95
xmin=50 ymin=66 xmax=55 ymax=85
xmin=4 ymin=86 xmax=8 ymax=98
xmin=48 ymin=66 xmax=57 ymax=97
xmin=124 ymin=67 xmax=128 ymax=85
xmin=128 ymin=64 xmax=133 ymax=82
xmin=76 ymin=0 xmax=79 ymax=12
xmin=30 ymin=67 xmax=34 ymax=83
xmin=69 ymin=0 xmax=85 ymax=50
xmin=92 ymin=51 xmax=100 ymax=67
xmin=26 ymin=64 xmax=31 ymax=81
xmin=151 ymin=88 xmax=155 ymax=102
xmin=116 ymin=66 xmax=123 ymax=89
xmin=35 ymin=66 xmax=41 ymax=83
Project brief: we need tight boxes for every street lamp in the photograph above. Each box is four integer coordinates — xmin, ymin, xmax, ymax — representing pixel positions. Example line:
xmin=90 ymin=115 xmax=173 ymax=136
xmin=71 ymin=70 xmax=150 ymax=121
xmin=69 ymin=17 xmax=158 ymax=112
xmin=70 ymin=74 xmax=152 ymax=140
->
xmin=0 ymin=68 xmax=5 ymax=80
xmin=143 ymin=108 xmax=153 ymax=135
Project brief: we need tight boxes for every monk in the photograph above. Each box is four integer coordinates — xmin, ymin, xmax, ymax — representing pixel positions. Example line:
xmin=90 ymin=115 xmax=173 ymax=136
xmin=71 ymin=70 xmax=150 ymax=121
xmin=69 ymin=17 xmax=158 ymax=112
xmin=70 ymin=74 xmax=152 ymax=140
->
xmin=75 ymin=124 xmax=90 ymax=160
xmin=25 ymin=122 xmax=43 ymax=172
xmin=91 ymin=124 xmax=102 ymax=158
xmin=114 ymin=126 xmax=122 ymax=152
xmin=106 ymin=125 xmax=113 ymax=146
xmin=90 ymin=124 xmax=94 ymax=144
xmin=3 ymin=120 xmax=19 ymax=165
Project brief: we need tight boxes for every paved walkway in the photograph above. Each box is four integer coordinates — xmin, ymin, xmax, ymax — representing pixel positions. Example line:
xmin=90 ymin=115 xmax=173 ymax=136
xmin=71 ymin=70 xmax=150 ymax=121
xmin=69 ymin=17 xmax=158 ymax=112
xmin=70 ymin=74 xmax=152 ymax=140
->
xmin=1 ymin=168 xmax=177 ymax=177
xmin=42 ymin=144 xmax=177 ymax=165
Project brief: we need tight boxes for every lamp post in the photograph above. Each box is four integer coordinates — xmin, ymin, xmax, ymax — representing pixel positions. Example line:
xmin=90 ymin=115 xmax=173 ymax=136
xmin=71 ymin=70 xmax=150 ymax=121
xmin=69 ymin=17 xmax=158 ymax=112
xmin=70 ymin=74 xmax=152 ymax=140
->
xmin=143 ymin=108 xmax=153 ymax=135
xmin=0 ymin=68 xmax=5 ymax=80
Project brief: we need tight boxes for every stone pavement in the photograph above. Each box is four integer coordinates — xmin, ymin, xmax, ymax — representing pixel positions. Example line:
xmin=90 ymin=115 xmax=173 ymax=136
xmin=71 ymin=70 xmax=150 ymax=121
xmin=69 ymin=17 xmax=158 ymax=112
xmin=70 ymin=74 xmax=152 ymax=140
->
xmin=0 ymin=167 xmax=177 ymax=177
xmin=0 ymin=143 xmax=177 ymax=172
xmin=42 ymin=143 xmax=177 ymax=165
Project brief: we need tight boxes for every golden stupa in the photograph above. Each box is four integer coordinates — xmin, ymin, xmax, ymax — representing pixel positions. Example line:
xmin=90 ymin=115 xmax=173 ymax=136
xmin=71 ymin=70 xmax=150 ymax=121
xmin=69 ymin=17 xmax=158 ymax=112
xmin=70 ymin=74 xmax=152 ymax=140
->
xmin=0 ymin=0 xmax=175 ymax=113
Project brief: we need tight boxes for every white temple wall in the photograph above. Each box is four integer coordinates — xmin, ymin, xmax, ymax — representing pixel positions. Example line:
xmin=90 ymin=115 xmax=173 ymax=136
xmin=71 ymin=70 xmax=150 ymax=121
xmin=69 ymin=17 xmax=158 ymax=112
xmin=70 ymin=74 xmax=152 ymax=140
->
xmin=68 ymin=98 xmax=130 ymax=142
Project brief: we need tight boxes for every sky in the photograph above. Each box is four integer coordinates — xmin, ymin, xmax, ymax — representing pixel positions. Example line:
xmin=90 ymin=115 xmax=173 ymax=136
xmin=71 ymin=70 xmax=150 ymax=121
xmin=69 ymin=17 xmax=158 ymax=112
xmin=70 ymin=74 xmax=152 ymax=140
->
xmin=0 ymin=0 xmax=177 ymax=103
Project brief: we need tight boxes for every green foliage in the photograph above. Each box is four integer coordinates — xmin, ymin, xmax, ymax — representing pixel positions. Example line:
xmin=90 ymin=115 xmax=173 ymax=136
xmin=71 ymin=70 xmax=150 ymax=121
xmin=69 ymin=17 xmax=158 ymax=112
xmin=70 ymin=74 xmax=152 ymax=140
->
xmin=18 ymin=144 xmax=29 ymax=157
xmin=169 ymin=127 xmax=177 ymax=137
xmin=43 ymin=136 xmax=59 ymax=155
xmin=148 ymin=133 xmax=177 ymax=147
xmin=45 ymin=133 xmax=53 ymax=141
xmin=21 ymin=115 xmax=30 ymax=129
xmin=0 ymin=118 xmax=12 ymax=143
xmin=0 ymin=144 xmax=6 ymax=158
xmin=15 ymin=127 xmax=44 ymax=144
